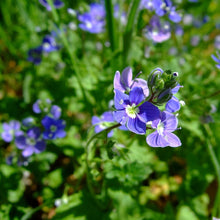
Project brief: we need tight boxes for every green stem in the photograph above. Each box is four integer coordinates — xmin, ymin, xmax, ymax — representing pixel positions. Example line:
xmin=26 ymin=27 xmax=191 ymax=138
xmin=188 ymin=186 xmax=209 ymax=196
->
xmin=122 ymin=0 xmax=141 ymax=65
xmin=85 ymin=123 xmax=121 ymax=209
xmin=204 ymin=124 xmax=220 ymax=217
xmin=104 ymin=0 xmax=116 ymax=52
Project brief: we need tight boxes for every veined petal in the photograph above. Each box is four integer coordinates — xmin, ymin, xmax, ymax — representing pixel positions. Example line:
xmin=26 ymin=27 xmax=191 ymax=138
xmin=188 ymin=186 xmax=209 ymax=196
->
xmin=127 ymin=117 xmax=146 ymax=135
xmin=114 ymin=71 xmax=125 ymax=92
xmin=164 ymin=132 xmax=181 ymax=147
xmin=162 ymin=111 xmax=178 ymax=132
xmin=121 ymin=67 xmax=133 ymax=88
xmin=129 ymin=87 xmax=145 ymax=105
xmin=165 ymin=96 xmax=180 ymax=113
xmin=138 ymin=102 xmax=160 ymax=122
xmin=113 ymin=110 xmax=128 ymax=125
xmin=131 ymin=78 xmax=149 ymax=97
xmin=114 ymin=89 xmax=129 ymax=110
xmin=146 ymin=131 xmax=169 ymax=147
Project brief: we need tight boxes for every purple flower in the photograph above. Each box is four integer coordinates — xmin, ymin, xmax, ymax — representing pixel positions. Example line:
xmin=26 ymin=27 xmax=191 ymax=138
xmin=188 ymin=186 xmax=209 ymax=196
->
xmin=92 ymin=111 xmax=127 ymax=137
xmin=42 ymin=116 xmax=66 ymax=140
xmin=140 ymin=0 xmax=156 ymax=11
xmin=145 ymin=16 xmax=171 ymax=43
xmin=22 ymin=117 xmax=35 ymax=128
xmin=39 ymin=0 xmax=64 ymax=11
xmin=92 ymin=111 xmax=115 ymax=137
xmin=42 ymin=35 xmax=60 ymax=53
xmin=146 ymin=111 xmax=181 ymax=147
xmin=211 ymin=51 xmax=220 ymax=69
xmin=1 ymin=120 xmax=22 ymax=142
xmin=15 ymin=127 xmax=46 ymax=157
xmin=114 ymin=67 xmax=149 ymax=97
xmin=165 ymin=84 xmax=183 ymax=113
xmin=78 ymin=3 xmax=106 ymax=34
xmin=27 ymin=46 xmax=43 ymax=65
xmin=114 ymin=87 xmax=160 ymax=135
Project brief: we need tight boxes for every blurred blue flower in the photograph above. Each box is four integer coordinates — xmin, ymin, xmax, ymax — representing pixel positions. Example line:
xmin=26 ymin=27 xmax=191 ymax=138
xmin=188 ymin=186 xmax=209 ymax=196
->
xmin=39 ymin=0 xmax=64 ymax=11
xmin=114 ymin=87 xmax=160 ymax=135
xmin=42 ymin=116 xmax=66 ymax=139
xmin=27 ymin=46 xmax=43 ymax=65
xmin=50 ymin=105 xmax=62 ymax=119
xmin=1 ymin=120 xmax=22 ymax=142
xmin=15 ymin=127 xmax=46 ymax=157
xmin=211 ymin=51 xmax=220 ymax=69
xmin=33 ymin=99 xmax=52 ymax=114
xmin=154 ymin=0 xmax=181 ymax=23
xmin=78 ymin=3 xmax=106 ymax=33
xmin=114 ymin=67 xmax=149 ymax=97
xmin=146 ymin=111 xmax=181 ymax=147
xmin=42 ymin=35 xmax=60 ymax=53
xmin=22 ymin=117 xmax=35 ymax=128
xmin=145 ymin=16 xmax=171 ymax=43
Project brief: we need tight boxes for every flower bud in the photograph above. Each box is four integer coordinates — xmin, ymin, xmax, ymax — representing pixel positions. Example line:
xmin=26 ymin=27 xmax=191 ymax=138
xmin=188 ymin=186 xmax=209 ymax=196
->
xmin=157 ymin=88 xmax=173 ymax=104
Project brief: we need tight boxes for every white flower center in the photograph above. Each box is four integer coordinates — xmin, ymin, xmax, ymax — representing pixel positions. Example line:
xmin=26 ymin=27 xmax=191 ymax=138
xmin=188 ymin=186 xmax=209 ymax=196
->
xmin=157 ymin=120 xmax=164 ymax=136
xmin=26 ymin=138 xmax=36 ymax=146
xmin=125 ymin=103 xmax=139 ymax=119
xmin=50 ymin=125 xmax=57 ymax=132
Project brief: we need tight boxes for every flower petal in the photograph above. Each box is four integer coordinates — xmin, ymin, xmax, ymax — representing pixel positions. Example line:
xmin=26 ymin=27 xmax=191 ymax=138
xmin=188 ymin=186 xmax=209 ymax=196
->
xmin=146 ymin=131 xmax=169 ymax=147
xmin=113 ymin=110 xmax=128 ymax=125
xmin=114 ymin=71 xmax=125 ymax=92
xmin=121 ymin=67 xmax=133 ymax=89
xmin=165 ymin=96 xmax=180 ymax=113
xmin=164 ymin=132 xmax=181 ymax=147
xmin=162 ymin=111 xmax=178 ymax=132
xmin=2 ymin=132 xmax=13 ymax=142
xmin=51 ymin=105 xmax=61 ymax=119
xmin=129 ymin=87 xmax=145 ymax=105
xmin=138 ymin=102 xmax=160 ymax=122
xmin=92 ymin=116 xmax=100 ymax=125
xmin=35 ymin=140 xmax=46 ymax=153
xmin=22 ymin=146 xmax=34 ymax=157
xmin=15 ymin=136 xmax=27 ymax=149
xmin=127 ymin=117 xmax=146 ymax=135
xmin=132 ymin=78 xmax=149 ymax=97
xmin=114 ymin=89 xmax=129 ymax=110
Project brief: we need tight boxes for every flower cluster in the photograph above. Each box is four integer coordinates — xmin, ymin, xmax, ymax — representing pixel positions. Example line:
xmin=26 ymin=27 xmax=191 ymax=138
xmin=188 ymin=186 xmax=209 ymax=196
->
xmin=92 ymin=67 xmax=183 ymax=148
xmin=1 ymin=99 xmax=66 ymax=164
xmin=140 ymin=0 xmax=182 ymax=43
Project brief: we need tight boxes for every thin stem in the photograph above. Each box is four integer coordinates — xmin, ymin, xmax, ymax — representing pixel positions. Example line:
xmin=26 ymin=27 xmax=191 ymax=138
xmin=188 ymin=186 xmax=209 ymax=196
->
xmin=204 ymin=124 xmax=220 ymax=217
xmin=85 ymin=123 xmax=121 ymax=209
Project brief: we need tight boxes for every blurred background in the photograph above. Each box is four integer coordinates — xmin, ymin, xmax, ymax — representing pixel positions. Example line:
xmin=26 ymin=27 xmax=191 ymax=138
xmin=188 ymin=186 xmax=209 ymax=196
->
xmin=0 ymin=0 xmax=220 ymax=219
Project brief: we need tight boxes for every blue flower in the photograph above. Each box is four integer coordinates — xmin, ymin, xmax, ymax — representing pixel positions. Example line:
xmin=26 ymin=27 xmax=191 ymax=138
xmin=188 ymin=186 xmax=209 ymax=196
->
xmin=114 ymin=67 xmax=149 ymax=97
xmin=32 ymin=99 xmax=52 ymax=114
xmin=42 ymin=35 xmax=60 ymax=53
xmin=1 ymin=120 xmax=22 ymax=142
xmin=39 ymin=0 xmax=64 ymax=11
xmin=154 ymin=0 xmax=181 ymax=23
xmin=146 ymin=111 xmax=181 ymax=147
xmin=211 ymin=52 xmax=220 ymax=69
xmin=50 ymin=105 xmax=62 ymax=119
xmin=78 ymin=3 xmax=106 ymax=34
xmin=42 ymin=116 xmax=66 ymax=140
xmin=92 ymin=111 xmax=115 ymax=137
xmin=92 ymin=111 xmax=127 ymax=137
xmin=114 ymin=87 xmax=160 ymax=135
xmin=145 ymin=16 xmax=171 ymax=43
xmin=27 ymin=46 xmax=43 ymax=65
xmin=15 ymin=127 xmax=46 ymax=157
